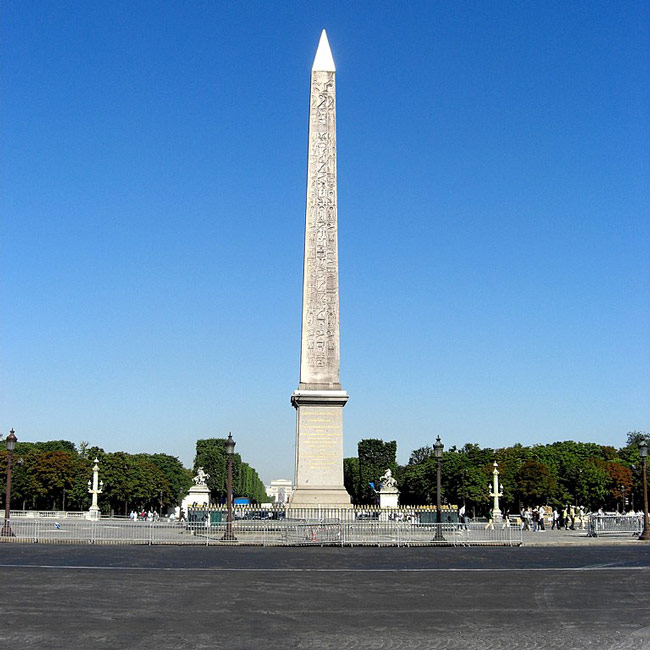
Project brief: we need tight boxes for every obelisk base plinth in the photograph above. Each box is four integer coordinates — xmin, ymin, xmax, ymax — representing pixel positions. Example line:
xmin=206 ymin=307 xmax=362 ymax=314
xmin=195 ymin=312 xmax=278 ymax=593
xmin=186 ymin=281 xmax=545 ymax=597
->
xmin=289 ymin=390 xmax=351 ymax=507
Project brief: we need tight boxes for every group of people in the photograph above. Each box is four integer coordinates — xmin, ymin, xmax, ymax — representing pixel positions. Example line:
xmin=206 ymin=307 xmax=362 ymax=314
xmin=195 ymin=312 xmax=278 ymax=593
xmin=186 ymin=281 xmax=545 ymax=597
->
xmin=480 ymin=504 xmax=592 ymax=531
xmin=517 ymin=504 xmax=586 ymax=531
xmin=128 ymin=508 xmax=189 ymax=523
xmin=129 ymin=509 xmax=160 ymax=522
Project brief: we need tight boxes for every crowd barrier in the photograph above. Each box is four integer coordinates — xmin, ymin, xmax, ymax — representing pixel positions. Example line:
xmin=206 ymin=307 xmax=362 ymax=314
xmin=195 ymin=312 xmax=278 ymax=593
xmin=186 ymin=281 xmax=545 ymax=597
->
xmin=587 ymin=514 xmax=643 ymax=537
xmin=0 ymin=517 xmax=522 ymax=547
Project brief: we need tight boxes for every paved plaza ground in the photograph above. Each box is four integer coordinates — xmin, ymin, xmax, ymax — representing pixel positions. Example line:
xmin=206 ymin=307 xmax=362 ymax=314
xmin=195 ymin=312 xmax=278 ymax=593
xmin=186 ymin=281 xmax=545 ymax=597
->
xmin=1 ymin=541 xmax=649 ymax=649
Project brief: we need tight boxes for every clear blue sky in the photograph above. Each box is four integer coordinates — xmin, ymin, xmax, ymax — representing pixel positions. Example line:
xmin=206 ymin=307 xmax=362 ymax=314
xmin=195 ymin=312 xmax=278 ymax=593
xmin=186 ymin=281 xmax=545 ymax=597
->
xmin=2 ymin=2 xmax=648 ymax=483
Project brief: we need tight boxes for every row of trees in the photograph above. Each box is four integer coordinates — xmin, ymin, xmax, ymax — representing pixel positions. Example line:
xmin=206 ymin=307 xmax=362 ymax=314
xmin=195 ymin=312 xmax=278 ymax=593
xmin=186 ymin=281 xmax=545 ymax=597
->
xmin=0 ymin=437 xmax=268 ymax=515
xmin=3 ymin=432 xmax=646 ymax=515
xmin=193 ymin=437 xmax=267 ymax=505
xmin=344 ymin=432 xmax=649 ymax=516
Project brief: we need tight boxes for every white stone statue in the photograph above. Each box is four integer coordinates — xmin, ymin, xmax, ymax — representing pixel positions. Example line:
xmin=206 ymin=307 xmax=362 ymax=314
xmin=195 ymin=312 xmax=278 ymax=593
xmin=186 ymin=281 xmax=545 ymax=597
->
xmin=379 ymin=469 xmax=397 ymax=490
xmin=193 ymin=467 xmax=210 ymax=486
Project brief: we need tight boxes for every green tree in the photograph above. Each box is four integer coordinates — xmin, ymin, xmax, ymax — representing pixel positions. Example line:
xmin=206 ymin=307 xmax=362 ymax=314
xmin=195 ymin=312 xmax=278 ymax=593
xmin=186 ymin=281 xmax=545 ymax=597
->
xmin=138 ymin=453 xmax=192 ymax=511
xmin=29 ymin=451 xmax=81 ymax=509
xmin=343 ymin=457 xmax=361 ymax=503
xmin=194 ymin=437 xmax=267 ymax=504
xmin=100 ymin=452 xmax=169 ymax=515
xmin=494 ymin=443 xmax=533 ymax=509
xmin=626 ymin=431 xmax=650 ymax=447
xmin=399 ymin=446 xmax=491 ymax=514
xmin=408 ymin=446 xmax=433 ymax=465
xmin=398 ymin=456 xmax=436 ymax=505
xmin=232 ymin=458 xmax=267 ymax=504
xmin=194 ymin=438 xmax=228 ymax=502
xmin=357 ymin=439 xmax=397 ymax=505
xmin=606 ymin=461 xmax=634 ymax=511
xmin=15 ymin=440 xmax=77 ymax=454
xmin=515 ymin=460 xmax=556 ymax=505
xmin=619 ymin=434 xmax=647 ymax=510
xmin=1 ymin=448 xmax=40 ymax=510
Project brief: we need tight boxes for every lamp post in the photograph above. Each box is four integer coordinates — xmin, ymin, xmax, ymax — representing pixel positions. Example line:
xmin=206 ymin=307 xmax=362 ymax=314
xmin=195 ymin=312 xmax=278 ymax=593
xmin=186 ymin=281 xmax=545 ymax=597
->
xmin=619 ymin=484 xmax=626 ymax=514
xmin=433 ymin=436 xmax=445 ymax=541
xmin=87 ymin=458 xmax=103 ymax=520
xmin=489 ymin=461 xmax=503 ymax=522
xmin=221 ymin=433 xmax=237 ymax=541
xmin=2 ymin=429 xmax=17 ymax=537
xmin=639 ymin=440 xmax=649 ymax=541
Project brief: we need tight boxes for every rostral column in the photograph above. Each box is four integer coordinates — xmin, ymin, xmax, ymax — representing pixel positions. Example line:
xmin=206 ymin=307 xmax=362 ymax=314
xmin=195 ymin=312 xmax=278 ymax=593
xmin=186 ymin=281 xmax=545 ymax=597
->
xmin=290 ymin=30 xmax=351 ymax=506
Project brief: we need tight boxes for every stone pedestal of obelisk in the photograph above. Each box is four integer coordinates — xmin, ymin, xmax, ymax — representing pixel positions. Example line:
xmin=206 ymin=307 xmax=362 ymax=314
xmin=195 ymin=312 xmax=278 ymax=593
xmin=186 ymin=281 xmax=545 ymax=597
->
xmin=290 ymin=31 xmax=351 ymax=506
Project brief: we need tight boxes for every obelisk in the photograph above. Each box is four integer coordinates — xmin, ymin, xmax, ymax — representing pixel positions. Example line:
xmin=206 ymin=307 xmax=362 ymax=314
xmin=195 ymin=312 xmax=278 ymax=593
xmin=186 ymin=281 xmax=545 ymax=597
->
xmin=290 ymin=30 xmax=351 ymax=506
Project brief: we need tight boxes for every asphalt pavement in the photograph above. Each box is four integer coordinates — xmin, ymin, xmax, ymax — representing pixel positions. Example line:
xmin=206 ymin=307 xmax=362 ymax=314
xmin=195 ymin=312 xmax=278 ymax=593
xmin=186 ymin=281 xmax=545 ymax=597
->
xmin=1 ymin=544 xmax=649 ymax=649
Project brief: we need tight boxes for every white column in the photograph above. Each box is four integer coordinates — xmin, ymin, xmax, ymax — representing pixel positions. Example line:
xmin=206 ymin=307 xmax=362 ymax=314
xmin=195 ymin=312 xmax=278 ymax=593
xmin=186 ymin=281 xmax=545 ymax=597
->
xmin=489 ymin=461 xmax=503 ymax=522
xmin=87 ymin=458 xmax=103 ymax=520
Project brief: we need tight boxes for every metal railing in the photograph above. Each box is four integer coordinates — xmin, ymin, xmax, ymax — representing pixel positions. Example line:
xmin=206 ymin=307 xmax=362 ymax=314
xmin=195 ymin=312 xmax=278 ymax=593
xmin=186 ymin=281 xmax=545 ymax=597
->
xmin=9 ymin=510 xmax=88 ymax=519
xmin=0 ymin=517 xmax=522 ymax=547
xmin=193 ymin=504 xmax=457 ymax=524
xmin=587 ymin=514 xmax=642 ymax=537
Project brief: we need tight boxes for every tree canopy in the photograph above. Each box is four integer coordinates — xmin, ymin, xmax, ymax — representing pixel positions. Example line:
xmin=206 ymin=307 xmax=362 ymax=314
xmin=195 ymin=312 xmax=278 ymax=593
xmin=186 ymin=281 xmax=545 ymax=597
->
xmin=194 ymin=437 xmax=267 ymax=505
xmin=343 ymin=433 xmax=648 ymax=514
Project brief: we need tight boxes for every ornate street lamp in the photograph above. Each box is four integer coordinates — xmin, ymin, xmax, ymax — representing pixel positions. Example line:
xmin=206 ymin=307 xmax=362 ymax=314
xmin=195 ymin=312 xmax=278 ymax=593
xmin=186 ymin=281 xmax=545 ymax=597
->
xmin=87 ymin=458 xmax=103 ymax=520
xmin=639 ymin=440 xmax=649 ymax=541
xmin=433 ymin=436 xmax=445 ymax=541
xmin=221 ymin=433 xmax=237 ymax=541
xmin=2 ymin=429 xmax=17 ymax=537
xmin=489 ymin=461 xmax=503 ymax=522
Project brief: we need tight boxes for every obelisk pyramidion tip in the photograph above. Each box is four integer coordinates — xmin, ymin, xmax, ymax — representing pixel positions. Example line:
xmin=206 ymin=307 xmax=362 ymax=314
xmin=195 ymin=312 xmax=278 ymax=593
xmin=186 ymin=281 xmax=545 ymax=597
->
xmin=312 ymin=29 xmax=335 ymax=72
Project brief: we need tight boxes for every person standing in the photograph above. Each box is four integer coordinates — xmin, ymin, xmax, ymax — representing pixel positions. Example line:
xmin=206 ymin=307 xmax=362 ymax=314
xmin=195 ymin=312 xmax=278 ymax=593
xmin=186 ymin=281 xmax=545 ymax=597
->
xmin=501 ymin=508 xmax=510 ymax=530
xmin=562 ymin=505 xmax=569 ymax=530
xmin=532 ymin=507 xmax=539 ymax=532
xmin=485 ymin=508 xmax=494 ymax=530
xmin=538 ymin=505 xmax=546 ymax=531
xmin=458 ymin=504 xmax=468 ymax=531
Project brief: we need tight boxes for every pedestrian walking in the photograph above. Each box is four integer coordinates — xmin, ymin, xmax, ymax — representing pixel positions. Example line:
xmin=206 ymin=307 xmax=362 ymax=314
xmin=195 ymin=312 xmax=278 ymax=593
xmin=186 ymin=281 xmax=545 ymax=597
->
xmin=485 ymin=508 xmax=494 ymax=530
xmin=501 ymin=508 xmax=510 ymax=530
xmin=551 ymin=508 xmax=559 ymax=529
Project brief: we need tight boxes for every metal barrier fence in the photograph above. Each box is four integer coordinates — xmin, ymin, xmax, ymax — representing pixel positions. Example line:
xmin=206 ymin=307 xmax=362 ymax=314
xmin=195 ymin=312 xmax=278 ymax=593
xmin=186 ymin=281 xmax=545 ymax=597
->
xmin=587 ymin=514 xmax=642 ymax=537
xmin=0 ymin=517 xmax=522 ymax=547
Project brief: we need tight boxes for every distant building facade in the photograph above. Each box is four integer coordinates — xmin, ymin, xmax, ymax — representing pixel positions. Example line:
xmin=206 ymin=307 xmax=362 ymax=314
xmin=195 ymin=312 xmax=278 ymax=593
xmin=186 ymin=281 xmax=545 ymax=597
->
xmin=266 ymin=479 xmax=294 ymax=505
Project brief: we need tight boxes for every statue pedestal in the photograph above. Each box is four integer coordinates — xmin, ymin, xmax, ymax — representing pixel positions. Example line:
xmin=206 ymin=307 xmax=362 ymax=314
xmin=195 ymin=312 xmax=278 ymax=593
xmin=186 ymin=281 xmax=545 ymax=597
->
xmin=379 ymin=487 xmax=399 ymax=510
xmin=182 ymin=484 xmax=211 ymax=511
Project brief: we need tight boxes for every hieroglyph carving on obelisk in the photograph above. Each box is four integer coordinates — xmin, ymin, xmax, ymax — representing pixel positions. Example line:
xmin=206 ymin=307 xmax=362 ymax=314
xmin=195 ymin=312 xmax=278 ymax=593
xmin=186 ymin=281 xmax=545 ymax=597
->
xmin=299 ymin=30 xmax=340 ymax=391
xmin=290 ymin=30 xmax=351 ymax=506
